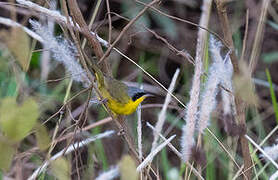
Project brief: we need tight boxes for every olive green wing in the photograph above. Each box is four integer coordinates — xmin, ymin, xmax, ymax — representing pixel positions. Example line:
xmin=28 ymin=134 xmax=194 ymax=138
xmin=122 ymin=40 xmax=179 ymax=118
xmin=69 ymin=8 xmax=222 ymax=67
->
xmin=104 ymin=76 xmax=130 ymax=104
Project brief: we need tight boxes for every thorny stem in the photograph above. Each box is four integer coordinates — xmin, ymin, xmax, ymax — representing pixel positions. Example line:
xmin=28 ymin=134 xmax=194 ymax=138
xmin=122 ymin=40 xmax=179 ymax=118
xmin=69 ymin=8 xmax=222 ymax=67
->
xmin=215 ymin=0 xmax=252 ymax=179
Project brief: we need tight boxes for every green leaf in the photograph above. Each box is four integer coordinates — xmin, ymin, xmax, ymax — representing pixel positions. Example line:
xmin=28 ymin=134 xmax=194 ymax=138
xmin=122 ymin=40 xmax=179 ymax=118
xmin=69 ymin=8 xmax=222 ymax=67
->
xmin=50 ymin=158 xmax=70 ymax=180
xmin=266 ymin=69 xmax=278 ymax=124
xmin=262 ymin=52 xmax=278 ymax=63
xmin=119 ymin=155 xmax=138 ymax=180
xmin=161 ymin=148 xmax=170 ymax=180
xmin=30 ymin=51 xmax=41 ymax=69
xmin=179 ymin=163 xmax=186 ymax=177
xmin=35 ymin=124 xmax=51 ymax=151
xmin=0 ymin=97 xmax=39 ymax=142
xmin=0 ymin=139 xmax=15 ymax=171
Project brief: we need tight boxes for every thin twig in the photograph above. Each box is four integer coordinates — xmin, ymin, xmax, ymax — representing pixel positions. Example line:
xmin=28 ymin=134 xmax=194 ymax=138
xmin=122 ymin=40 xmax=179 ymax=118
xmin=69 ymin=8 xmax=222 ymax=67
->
xmin=135 ymin=0 xmax=228 ymax=48
xmin=108 ymin=12 xmax=194 ymax=64
xmin=105 ymin=0 xmax=112 ymax=44
xmin=151 ymin=68 xmax=180 ymax=151
xmin=97 ymin=0 xmax=160 ymax=64
xmin=206 ymin=128 xmax=242 ymax=171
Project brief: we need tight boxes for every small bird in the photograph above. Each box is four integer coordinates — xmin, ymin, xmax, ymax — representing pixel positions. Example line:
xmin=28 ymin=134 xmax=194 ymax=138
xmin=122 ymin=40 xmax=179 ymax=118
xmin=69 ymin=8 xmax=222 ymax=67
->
xmin=90 ymin=61 xmax=150 ymax=115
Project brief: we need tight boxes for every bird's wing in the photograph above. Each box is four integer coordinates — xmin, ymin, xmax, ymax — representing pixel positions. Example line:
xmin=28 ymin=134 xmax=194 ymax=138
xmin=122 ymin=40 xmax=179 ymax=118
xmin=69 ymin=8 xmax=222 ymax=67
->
xmin=104 ymin=76 xmax=130 ymax=104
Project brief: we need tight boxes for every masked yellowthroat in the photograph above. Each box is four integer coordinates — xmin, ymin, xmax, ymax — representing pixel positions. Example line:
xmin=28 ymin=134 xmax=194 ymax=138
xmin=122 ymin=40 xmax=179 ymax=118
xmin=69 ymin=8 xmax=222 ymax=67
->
xmin=90 ymin=61 xmax=150 ymax=115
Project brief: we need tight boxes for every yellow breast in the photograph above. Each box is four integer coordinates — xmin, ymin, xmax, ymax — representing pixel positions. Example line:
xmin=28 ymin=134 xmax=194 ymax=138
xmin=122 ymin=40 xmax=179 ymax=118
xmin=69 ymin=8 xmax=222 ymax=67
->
xmin=96 ymin=77 xmax=146 ymax=115
xmin=108 ymin=96 xmax=146 ymax=115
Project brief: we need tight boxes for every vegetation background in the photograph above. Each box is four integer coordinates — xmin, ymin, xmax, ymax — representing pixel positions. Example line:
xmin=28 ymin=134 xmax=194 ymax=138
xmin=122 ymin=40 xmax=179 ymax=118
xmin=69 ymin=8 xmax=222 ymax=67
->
xmin=0 ymin=0 xmax=278 ymax=179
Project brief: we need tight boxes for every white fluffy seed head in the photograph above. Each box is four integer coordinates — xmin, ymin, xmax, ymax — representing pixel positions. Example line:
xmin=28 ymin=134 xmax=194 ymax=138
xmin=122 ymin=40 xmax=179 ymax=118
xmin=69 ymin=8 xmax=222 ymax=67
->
xmin=197 ymin=36 xmax=234 ymax=134
xmin=180 ymin=122 xmax=196 ymax=162
xmin=198 ymin=63 xmax=220 ymax=133
xmin=262 ymin=143 xmax=278 ymax=161
xmin=29 ymin=19 xmax=90 ymax=86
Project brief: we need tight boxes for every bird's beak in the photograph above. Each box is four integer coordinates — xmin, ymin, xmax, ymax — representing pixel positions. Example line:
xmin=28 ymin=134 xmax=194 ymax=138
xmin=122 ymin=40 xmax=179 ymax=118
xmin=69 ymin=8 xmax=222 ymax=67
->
xmin=143 ymin=94 xmax=154 ymax=98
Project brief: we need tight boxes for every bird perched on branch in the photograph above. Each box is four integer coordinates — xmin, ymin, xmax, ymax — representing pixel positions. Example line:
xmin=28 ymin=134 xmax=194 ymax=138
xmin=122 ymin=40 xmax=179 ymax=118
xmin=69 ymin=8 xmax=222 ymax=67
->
xmin=90 ymin=60 xmax=150 ymax=115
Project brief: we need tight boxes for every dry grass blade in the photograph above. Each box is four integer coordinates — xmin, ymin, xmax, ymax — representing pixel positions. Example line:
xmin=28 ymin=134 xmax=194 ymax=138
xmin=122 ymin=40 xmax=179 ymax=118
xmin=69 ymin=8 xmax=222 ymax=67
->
xmin=137 ymin=85 xmax=143 ymax=161
xmin=245 ymin=135 xmax=278 ymax=169
xmin=248 ymin=0 xmax=270 ymax=73
xmin=137 ymin=135 xmax=176 ymax=172
xmin=28 ymin=130 xmax=115 ymax=180
xmin=181 ymin=0 xmax=212 ymax=163
xmin=151 ymin=68 xmax=180 ymax=151
xmin=206 ymin=128 xmax=241 ymax=170
xmin=137 ymin=101 xmax=143 ymax=179
xmin=233 ymin=125 xmax=278 ymax=179
xmin=146 ymin=122 xmax=205 ymax=180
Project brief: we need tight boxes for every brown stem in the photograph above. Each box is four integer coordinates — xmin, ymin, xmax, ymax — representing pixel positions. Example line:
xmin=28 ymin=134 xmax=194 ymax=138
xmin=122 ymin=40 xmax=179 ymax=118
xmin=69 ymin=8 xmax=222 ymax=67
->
xmin=62 ymin=0 xmax=142 ymax=166
xmin=67 ymin=0 xmax=111 ymax=75
xmin=214 ymin=0 xmax=252 ymax=179
xmin=116 ymin=115 xmax=139 ymax=161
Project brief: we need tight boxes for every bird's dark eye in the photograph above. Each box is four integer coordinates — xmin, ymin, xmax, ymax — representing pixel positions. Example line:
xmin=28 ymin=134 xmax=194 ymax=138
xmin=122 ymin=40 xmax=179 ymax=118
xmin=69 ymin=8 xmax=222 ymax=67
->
xmin=132 ymin=92 xmax=146 ymax=101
